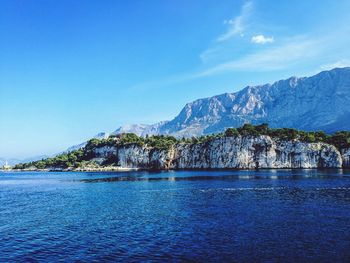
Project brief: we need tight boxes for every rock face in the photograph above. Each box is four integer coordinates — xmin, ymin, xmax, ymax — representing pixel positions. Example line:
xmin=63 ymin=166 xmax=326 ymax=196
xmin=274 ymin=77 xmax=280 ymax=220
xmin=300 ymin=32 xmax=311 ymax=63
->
xmin=113 ymin=122 xmax=169 ymax=137
xmin=91 ymin=136 xmax=343 ymax=169
xmin=173 ymin=137 xmax=342 ymax=169
xmin=92 ymin=145 xmax=173 ymax=169
xmin=341 ymin=148 xmax=350 ymax=168
xmin=113 ymin=67 xmax=350 ymax=137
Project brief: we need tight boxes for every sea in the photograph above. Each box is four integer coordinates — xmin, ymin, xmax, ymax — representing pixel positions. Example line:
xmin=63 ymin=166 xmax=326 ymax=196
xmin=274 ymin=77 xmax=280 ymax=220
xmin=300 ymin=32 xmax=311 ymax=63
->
xmin=1 ymin=169 xmax=350 ymax=262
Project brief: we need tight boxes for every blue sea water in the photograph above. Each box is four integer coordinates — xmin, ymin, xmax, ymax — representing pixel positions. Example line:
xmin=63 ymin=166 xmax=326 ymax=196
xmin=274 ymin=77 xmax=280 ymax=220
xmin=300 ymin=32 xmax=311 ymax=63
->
xmin=1 ymin=169 xmax=350 ymax=262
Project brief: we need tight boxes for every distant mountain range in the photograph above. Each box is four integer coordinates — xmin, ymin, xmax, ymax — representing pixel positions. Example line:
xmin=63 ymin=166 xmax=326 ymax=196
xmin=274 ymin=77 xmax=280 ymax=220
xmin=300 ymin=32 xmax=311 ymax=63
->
xmin=1 ymin=133 xmax=110 ymax=166
xmin=0 ymin=155 xmax=49 ymax=167
xmin=113 ymin=67 xmax=350 ymax=137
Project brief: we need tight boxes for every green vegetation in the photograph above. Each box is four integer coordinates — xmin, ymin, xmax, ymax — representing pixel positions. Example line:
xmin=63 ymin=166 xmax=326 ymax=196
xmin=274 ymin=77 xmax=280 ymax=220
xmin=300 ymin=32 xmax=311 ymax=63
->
xmin=328 ymin=131 xmax=350 ymax=150
xmin=233 ymin=123 xmax=350 ymax=148
xmin=144 ymin=135 xmax=177 ymax=150
xmin=13 ymin=133 xmax=180 ymax=169
xmin=225 ymin=128 xmax=239 ymax=137
xmin=13 ymin=124 xmax=350 ymax=170
xmin=86 ymin=133 xmax=178 ymax=150
xmin=13 ymin=149 xmax=88 ymax=170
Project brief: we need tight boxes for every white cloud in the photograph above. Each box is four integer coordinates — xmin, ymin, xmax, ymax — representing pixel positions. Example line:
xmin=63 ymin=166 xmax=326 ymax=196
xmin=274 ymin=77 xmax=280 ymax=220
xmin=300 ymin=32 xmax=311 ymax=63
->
xmin=199 ymin=46 xmax=221 ymax=63
xmin=217 ymin=1 xmax=253 ymax=42
xmin=251 ymin=34 xmax=274 ymax=44
xmin=195 ymin=37 xmax=323 ymax=76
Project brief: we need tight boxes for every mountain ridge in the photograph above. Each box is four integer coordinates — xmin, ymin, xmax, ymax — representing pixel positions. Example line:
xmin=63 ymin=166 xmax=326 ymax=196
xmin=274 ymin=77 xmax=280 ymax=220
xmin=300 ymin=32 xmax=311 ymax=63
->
xmin=113 ymin=67 xmax=350 ymax=137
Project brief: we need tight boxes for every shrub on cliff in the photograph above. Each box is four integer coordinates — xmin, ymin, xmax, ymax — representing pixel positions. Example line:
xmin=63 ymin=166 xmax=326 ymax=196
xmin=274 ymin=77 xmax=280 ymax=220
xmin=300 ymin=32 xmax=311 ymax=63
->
xmin=86 ymin=138 xmax=102 ymax=149
xmin=237 ymin=124 xmax=260 ymax=136
xmin=327 ymin=131 xmax=350 ymax=150
xmin=145 ymin=135 xmax=177 ymax=149
xmin=119 ymin=133 xmax=145 ymax=146
xmin=225 ymin=128 xmax=239 ymax=137
xmin=255 ymin=123 xmax=269 ymax=134
xmin=269 ymin=128 xmax=299 ymax=141
xmin=14 ymin=148 xmax=87 ymax=169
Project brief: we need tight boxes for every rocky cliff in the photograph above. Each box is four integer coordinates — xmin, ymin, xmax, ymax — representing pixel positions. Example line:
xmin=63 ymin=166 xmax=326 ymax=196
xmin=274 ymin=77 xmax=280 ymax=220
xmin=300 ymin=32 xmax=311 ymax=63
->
xmin=91 ymin=136 xmax=343 ymax=169
xmin=341 ymin=148 xmax=350 ymax=168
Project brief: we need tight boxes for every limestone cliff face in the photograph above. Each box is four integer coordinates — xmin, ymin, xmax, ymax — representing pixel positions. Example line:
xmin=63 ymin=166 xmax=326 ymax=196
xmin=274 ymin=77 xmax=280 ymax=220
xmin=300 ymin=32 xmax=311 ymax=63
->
xmin=173 ymin=136 xmax=342 ymax=169
xmin=93 ymin=145 xmax=173 ymax=169
xmin=91 ymin=136 xmax=343 ymax=169
xmin=341 ymin=148 xmax=350 ymax=168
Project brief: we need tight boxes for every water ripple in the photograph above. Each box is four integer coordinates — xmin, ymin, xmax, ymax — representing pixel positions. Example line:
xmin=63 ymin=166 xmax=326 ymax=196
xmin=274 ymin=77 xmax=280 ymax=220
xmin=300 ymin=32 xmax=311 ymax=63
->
xmin=1 ymin=170 xmax=350 ymax=262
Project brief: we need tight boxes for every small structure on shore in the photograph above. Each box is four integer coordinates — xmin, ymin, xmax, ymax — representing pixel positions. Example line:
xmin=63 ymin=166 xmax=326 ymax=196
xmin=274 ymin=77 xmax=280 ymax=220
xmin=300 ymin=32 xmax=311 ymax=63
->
xmin=2 ymin=161 xmax=12 ymax=171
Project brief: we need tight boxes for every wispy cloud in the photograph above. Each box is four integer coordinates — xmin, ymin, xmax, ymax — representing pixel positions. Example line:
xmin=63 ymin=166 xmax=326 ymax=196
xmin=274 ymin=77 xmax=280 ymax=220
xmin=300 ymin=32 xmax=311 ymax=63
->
xmin=196 ymin=37 xmax=323 ymax=76
xmin=200 ymin=1 xmax=253 ymax=64
xmin=251 ymin=34 xmax=274 ymax=44
xmin=131 ymin=36 xmax=329 ymax=91
xmin=217 ymin=1 xmax=253 ymax=42
xmin=320 ymin=59 xmax=350 ymax=70
xmin=199 ymin=46 xmax=222 ymax=63
xmin=131 ymin=36 xmax=326 ymax=92
xmin=131 ymin=0 xmax=349 ymax=92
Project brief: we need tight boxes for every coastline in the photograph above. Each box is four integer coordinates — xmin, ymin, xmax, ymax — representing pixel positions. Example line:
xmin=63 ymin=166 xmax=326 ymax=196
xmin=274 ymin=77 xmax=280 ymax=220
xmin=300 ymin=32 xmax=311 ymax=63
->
xmin=3 ymin=166 xmax=141 ymax=172
xmin=11 ymin=125 xmax=350 ymax=172
xmin=4 ymin=166 xmax=348 ymax=173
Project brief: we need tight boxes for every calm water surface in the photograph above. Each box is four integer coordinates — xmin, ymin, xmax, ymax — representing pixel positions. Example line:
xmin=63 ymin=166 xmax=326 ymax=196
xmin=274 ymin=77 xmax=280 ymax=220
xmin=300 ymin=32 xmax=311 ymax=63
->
xmin=1 ymin=169 xmax=350 ymax=262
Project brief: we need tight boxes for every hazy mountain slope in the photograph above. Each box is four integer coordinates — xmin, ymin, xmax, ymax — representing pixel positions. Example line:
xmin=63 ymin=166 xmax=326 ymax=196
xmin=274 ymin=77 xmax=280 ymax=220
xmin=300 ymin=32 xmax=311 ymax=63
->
xmin=65 ymin=132 xmax=110 ymax=152
xmin=112 ymin=124 xmax=150 ymax=136
xmin=0 ymin=155 xmax=49 ymax=166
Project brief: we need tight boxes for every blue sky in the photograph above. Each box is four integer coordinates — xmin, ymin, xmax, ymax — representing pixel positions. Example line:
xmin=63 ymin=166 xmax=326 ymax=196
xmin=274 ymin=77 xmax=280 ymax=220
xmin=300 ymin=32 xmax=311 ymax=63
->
xmin=1 ymin=0 xmax=350 ymax=158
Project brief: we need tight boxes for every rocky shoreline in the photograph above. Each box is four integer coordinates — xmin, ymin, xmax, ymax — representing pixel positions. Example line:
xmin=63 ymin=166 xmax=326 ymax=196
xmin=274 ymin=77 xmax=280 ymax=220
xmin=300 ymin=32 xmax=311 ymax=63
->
xmin=5 ymin=166 xmax=140 ymax=172
xmin=11 ymin=137 xmax=350 ymax=172
xmin=4 ymin=167 xmax=349 ymax=173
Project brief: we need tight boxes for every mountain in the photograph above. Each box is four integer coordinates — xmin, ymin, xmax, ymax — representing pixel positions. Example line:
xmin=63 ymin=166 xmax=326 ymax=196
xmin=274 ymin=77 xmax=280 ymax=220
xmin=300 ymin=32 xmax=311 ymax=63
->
xmin=112 ymin=122 xmax=169 ymax=137
xmin=113 ymin=67 xmax=350 ymax=136
xmin=112 ymin=124 xmax=152 ymax=136
xmin=65 ymin=132 xmax=110 ymax=152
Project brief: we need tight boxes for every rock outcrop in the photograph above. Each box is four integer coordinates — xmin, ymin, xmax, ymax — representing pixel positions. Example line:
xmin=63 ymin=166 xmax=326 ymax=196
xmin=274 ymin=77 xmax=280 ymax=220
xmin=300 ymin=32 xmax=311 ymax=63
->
xmin=91 ymin=136 xmax=343 ymax=169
